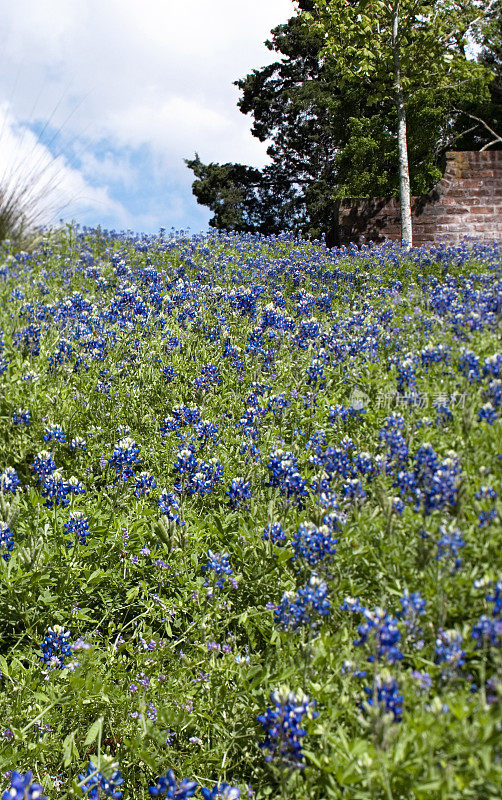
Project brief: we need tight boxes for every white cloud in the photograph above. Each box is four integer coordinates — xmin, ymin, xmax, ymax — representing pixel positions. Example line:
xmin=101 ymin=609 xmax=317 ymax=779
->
xmin=0 ymin=0 xmax=296 ymax=230
xmin=0 ymin=102 xmax=129 ymax=228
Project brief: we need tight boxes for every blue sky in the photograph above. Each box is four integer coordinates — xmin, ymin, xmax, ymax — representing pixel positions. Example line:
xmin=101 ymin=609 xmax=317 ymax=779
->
xmin=0 ymin=0 xmax=295 ymax=236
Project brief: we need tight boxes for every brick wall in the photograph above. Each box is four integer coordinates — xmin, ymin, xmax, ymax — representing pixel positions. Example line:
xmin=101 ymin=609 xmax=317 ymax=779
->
xmin=338 ymin=150 xmax=502 ymax=246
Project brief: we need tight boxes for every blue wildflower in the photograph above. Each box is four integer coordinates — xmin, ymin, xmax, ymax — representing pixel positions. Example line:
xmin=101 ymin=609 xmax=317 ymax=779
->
xmin=257 ymin=688 xmax=316 ymax=769
xmin=292 ymin=521 xmax=337 ymax=568
xmin=40 ymin=625 xmax=73 ymax=670
xmin=79 ymin=760 xmax=124 ymax=799
xmin=0 ymin=467 xmax=21 ymax=493
xmin=263 ymin=522 xmax=287 ymax=546
xmin=363 ymin=673 xmax=403 ymax=722
xmin=64 ymin=512 xmax=90 ymax=545
xmin=201 ymin=785 xmax=240 ymax=800
xmin=32 ymin=451 xmax=56 ymax=484
xmin=202 ymin=550 xmax=233 ymax=589
xmin=0 ymin=521 xmax=14 ymax=561
xmin=148 ymin=770 xmax=197 ymax=798
xmin=471 ymin=615 xmax=502 ymax=648
xmin=226 ymin=477 xmax=251 ymax=509
xmin=436 ymin=526 xmax=465 ymax=573
xmin=1 ymin=771 xmax=48 ymax=800
xmin=274 ymin=576 xmax=330 ymax=632
xmin=133 ymin=472 xmax=157 ymax=498
xmin=158 ymin=490 xmax=184 ymax=525
xmin=162 ymin=365 xmax=177 ymax=383
xmin=435 ymin=629 xmax=465 ymax=676
xmin=12 ymin=409 xmax=30 ymax=426
xmin=43 ymin=424 xmax=66 ymax=443
xmin=109 ymin=437 xmax=141 ymax=482
xmin=478 ymin=403 xmax=497 ymax=424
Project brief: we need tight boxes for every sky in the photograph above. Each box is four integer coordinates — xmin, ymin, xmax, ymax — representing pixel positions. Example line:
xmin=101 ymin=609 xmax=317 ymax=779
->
xmin=0 ymin=0 xmax=296 ymax=236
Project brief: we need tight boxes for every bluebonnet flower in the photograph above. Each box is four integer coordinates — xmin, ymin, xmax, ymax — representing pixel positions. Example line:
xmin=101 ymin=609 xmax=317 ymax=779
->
xmin=202 ymin=550 xmax=234 ymax=590
xmin=41 ymin=471 xmax=72 ymax=508
xmin=0 ymin=467 xmax=21 ymax=493
xmin=133 ymin=472 xmax=157 ymax=498
xmin=485 ymin=379 xmax=502 ymax=408
xmin=329 ymin=404 xmax=350 ymax=423
xmin=263 ymin=522 xmax=287 ymax=546
xmin=394 ymin=356 xmax=418 ymax=399
xmin=183 ymin=457 xmax=223 ymax=497
xmin=226 ymin=477 xmax=251 ymax=509
xmin=172 ymin=446 xmax=197 ymax=480
xmin=322 ymin=509 xmax=347 ymax=531
xmin=471 ymin=615 xmax=502 ymax=648
xmin=274 ymin=576 xmax=330 ymax=632
xmin=68 ymin=476 xmax=86 ymax=496
xmin=341 ymin=478 xmax=366 ymax=502
xmin=0 ymin=521 xmax=14 ymax=560
xmin=43 ymin=424 xmax=66 ymax=443
xmin=347 ymin=603 xmax=402 ymax=664
xmin=458 ymin=348 xmax=480 ymax=383
xmin=363 ymin=673 xmax=403 ymax=722
xmin=70 ymin=437 xmax=87 ymax=451
xmin=392 ymin=497 xmax=405 ymax=515
xmin=475 ymin=485 xmax=498 ymax=501
xmin=435 ymin=629 xmax=465 ymax=676
xmin=162 ymin=365 xmax=177 ymax=383
xmin=194 ymin=363 xmax=221 ymax=392
xmin=64 ymin=512 xmax=90 ymax=545
xmin=22 ymin=371 xmax=39 ymax=382
xmin=411 ymin=671 xmax=432 ymax=693
xmin=48 ymin=338 xmax=74 ymax=371
xmin=478 ymin=491 xmax=497 ymax=526
xmin=40 ymin=625 xmax=73 ymax=670
xmin=195 ymin=419 xmax=219 ymax=448
xmin=148 ymin=770 xmax=197 ymax=798
xmin=412 ymin=445 xmax=461 ymax=515
xmin=306 ymin=358 xmax=325 ymax=388
xmin=434 ymin=399 xmax=453 ymax=425
xmin=109 ymin=437 xmax=141 ymax=482
xmin=257 ymin=688 xmax=317 ymax=769
xmin=266 ymin=449 xmax=307 ymax=503
xmin=14 ymin=323 xmax=41 ymax=356
xmin=32 ymin=451 xmax=56 ymax=483
xmin=478 ymin=403 xmax=497 ymax=425
xmin=1 ymin=771 xmax=48 ymax=800
xmin=12 ymin=409 xmax=30 ymax=426
xmin=399 ymin=590 xmax=425 ymax=649
xmin=79 ymin=760 xmax=124 ymax=799
xmin=420 ymin=343 xmax=450 ymax=369
xmin=483 ymin=353 xmax=502 ymax=379
xmin=292 ymin=521 xmax=337 ymax=567
xmin=201 ymin=785 xmax=240 ymax=800
xmin=436 ymin=526 xmax=465 ymax=573
xmin=158 ymin=490 xmax=184 ymax=525
xmin=487 ymin=579 xmax=502 ymax=615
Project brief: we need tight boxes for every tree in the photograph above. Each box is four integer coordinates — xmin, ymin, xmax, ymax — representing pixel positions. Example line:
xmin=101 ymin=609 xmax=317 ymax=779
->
xmin=299 ymin=0 xmax=495 ymax=247
xmin=186 ymin=3 xmax=499 ymax=246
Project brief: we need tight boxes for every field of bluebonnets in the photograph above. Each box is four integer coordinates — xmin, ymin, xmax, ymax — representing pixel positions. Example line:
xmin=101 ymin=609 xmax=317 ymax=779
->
xmin=0 ymin=225 xmax=501 ymax=800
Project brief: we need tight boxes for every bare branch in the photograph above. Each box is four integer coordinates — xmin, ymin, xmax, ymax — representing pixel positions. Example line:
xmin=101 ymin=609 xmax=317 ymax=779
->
xmin=452 ymin=108 xmax=502 ymax=149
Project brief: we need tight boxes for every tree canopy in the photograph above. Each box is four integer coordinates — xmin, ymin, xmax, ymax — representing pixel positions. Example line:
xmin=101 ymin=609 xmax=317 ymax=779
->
xmin=185 ymin=1 xmax=501 ymax=245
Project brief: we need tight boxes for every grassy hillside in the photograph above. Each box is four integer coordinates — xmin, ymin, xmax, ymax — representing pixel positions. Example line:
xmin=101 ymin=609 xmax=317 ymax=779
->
xmin=0 ymin=227 xmax=501 ymax=800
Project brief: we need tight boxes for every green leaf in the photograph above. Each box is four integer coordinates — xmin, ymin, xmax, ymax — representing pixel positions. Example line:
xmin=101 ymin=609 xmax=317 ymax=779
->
xmin=83 ymin=718 xmax=103 ymax=747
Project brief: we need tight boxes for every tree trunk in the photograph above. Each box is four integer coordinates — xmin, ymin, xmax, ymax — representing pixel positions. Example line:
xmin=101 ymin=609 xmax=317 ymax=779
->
xmin=391 ymin=0 xmax=413 ymax=248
